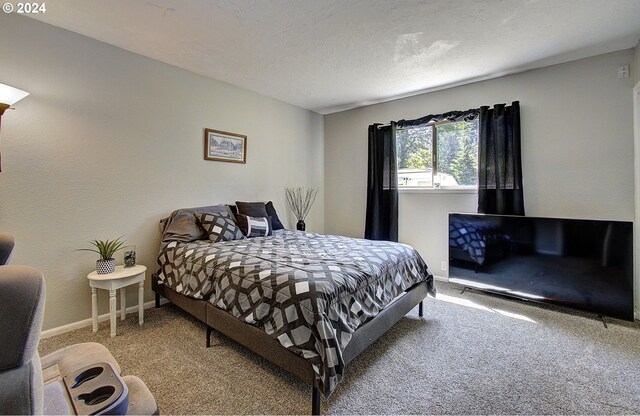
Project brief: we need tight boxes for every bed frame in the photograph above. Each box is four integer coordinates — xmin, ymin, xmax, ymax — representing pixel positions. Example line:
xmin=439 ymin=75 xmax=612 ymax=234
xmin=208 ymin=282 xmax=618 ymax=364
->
xmin=153 ymin=277 xmax=429 ymax=414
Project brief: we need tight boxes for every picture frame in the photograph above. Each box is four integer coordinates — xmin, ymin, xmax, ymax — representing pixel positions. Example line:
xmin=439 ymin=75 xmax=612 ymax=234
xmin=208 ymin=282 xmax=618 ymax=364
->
xmin=204 ymin=128 xmax=247 ymax=164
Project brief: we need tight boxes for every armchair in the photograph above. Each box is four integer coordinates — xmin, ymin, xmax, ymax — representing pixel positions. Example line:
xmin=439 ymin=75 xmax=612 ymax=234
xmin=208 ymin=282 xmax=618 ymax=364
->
xmin=0 ymin=265 xmax=158 ymax=415
xmin=0 ymin=232 xmax=15 ymax=265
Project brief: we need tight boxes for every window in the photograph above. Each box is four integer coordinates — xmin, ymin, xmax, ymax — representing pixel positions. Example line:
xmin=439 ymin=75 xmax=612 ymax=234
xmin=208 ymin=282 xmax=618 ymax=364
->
xmin=396 ymin=119 xmax=479 ymax=189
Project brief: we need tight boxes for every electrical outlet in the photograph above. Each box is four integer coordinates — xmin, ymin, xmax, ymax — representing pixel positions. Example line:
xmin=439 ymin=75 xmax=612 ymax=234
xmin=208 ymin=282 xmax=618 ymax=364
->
xmin=618 ymin=64 xmax=630 ymax=79
xmin=441 ymin=261 xmax=447 ymax=271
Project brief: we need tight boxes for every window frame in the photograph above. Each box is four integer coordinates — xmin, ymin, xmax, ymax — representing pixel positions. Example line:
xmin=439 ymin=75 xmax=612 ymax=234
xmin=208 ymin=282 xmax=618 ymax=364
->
xmin=396 ymin=118 xmax=479 ymax=191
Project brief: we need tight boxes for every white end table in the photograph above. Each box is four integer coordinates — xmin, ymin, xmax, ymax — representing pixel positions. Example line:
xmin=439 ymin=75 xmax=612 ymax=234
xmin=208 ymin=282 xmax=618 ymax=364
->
xmin=87 ymin=264 xmax=147 ymax=337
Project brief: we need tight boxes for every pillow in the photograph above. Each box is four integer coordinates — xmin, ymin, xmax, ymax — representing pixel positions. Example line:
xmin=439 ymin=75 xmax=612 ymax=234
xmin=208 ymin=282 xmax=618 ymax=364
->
xmin=161 ymin=204 xmax=233 ymax=242
xmin=195 ymin=213 xmax=245 ymax=243
xmin=235 ymin=201 xmax=268 ymax=218
xmin=265 ymin=201 xmax=285 ymax=230
xmin=236 ymin=214 xmax=273 ymax=238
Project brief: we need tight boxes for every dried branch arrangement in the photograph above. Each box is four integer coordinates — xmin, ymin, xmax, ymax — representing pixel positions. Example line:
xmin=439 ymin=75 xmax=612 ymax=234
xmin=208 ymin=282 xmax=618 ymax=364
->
xmin=285 ymin=187 xmax=318 ymax=221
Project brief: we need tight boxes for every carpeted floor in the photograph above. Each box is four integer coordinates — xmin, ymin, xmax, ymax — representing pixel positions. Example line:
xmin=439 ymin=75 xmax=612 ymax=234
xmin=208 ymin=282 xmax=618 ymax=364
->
xmin=39 ymin=282 xmax=640 ymax=415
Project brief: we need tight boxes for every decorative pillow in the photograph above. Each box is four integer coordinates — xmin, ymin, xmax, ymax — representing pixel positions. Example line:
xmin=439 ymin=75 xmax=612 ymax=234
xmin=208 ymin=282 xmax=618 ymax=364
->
xmin=195 ymin=213 xmax=245 ymax=243
xmin=235 ymin=201 xmax=268 ymax=218
xmin=236 ymin=214 xmax=273 ymax=238
xmin=161 ymin=204 xmax=233 ymax=242
xmin=265 ymin=201 xmax=285 ymax=230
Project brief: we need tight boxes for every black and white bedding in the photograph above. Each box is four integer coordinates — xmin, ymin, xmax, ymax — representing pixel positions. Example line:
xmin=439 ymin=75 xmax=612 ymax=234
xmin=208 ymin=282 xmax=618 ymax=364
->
xmin=156 ymin=230 xmax=434 ymax=396
xmin=449 ymin=217 xmax=508 ymax=266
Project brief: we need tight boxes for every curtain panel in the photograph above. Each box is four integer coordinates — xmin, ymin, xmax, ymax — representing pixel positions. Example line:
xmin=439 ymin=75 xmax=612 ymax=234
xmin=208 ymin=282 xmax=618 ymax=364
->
xmin=365 ymin=123 xmax=398 ymax=242
xmin=478 ymin=101 xmax=524 ymax=215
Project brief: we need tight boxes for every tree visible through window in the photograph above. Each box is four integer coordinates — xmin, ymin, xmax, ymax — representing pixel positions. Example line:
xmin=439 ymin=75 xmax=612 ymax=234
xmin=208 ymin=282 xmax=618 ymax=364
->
xmin=396 ymin=119 xmax=479 ymax=188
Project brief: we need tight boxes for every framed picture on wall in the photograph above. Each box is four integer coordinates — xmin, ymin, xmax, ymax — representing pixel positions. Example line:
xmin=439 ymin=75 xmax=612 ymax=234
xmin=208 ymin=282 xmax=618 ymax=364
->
xmin=204 ymin=128 xmax=247 ymax=164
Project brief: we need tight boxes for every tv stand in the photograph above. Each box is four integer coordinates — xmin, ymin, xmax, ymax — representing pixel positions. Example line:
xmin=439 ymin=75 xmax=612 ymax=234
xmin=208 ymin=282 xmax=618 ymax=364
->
xmin=455 ymin=284 xmax=612 ymax=328
xmin=598 ymin=315 xmax=608 ymax=328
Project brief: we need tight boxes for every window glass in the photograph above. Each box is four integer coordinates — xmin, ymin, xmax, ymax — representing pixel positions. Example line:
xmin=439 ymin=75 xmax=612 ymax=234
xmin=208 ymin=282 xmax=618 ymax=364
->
xmin=396 ymin=119 xmax=478 ymax=188
xmin=437 ymin=119 xmax=479 ymax=187
xmin=396 ymin=126 xmax=433 ymax=187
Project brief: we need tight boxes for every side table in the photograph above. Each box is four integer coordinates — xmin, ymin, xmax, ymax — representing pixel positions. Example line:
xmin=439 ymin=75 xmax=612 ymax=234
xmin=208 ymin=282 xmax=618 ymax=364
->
xmin=87 ymin=264 xmax=147 ymax=337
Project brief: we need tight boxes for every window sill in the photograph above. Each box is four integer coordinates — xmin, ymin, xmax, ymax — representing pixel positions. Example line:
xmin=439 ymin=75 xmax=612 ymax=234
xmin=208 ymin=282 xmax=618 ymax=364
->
xmin=399 ymin=187 xmax=478 ymax=194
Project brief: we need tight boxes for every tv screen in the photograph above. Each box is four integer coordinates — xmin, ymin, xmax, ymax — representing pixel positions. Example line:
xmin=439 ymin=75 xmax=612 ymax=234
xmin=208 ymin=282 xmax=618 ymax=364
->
xmin=448 ymin=213 xmax=634 ymax=321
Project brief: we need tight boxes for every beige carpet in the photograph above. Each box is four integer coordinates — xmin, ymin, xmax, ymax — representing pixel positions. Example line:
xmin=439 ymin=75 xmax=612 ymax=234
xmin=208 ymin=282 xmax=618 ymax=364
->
xmin=39 ymin=282 xmax=640 ymax=415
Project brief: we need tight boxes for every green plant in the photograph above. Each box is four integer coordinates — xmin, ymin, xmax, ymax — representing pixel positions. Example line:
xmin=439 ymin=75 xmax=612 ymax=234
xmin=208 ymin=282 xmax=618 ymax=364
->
xmin=78 ymin=236 xmax=126 ymax=261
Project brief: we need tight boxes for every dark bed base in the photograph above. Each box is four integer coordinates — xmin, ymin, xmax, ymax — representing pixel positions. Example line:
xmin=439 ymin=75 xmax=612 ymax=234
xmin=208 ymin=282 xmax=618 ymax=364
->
xmin=152 ymin=278 xmax=429 ymax=414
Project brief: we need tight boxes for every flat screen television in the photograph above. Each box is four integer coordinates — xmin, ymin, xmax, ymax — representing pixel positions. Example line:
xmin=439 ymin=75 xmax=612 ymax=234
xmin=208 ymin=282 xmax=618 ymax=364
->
xmin=448 ymin=213 xmax=634 ymax=321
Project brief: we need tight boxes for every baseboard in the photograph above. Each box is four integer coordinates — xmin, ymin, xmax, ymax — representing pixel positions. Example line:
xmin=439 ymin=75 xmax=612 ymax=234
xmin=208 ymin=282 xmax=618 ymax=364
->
xmin=41 ymin=298 xmax=170 ymax=339
xmin=433 ymin=274 xmax=448 ymax=282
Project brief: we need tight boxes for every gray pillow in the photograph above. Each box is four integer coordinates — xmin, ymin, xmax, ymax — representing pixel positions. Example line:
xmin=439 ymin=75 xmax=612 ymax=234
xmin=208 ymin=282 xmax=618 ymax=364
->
xmin=195 ymin=213 xmax=244 ymax=243
xmin=161 ymin=205 xmax=232 ymax=242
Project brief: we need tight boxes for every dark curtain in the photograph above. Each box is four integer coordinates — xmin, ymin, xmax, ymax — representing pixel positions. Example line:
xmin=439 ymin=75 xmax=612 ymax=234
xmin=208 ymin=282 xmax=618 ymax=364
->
xmin=365 ymin=123 xmax=398 ymax=242
xmin=478 ymin=101 xmax=524 ymax=215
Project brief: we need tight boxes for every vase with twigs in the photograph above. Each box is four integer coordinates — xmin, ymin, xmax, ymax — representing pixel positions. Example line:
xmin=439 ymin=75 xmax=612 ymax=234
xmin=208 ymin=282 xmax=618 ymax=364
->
xmin=285 ymin=187 xmax=318 ymax=231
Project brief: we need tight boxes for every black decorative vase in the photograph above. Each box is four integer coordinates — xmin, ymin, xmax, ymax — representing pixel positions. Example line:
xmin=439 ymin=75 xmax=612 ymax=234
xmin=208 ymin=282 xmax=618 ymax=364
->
xmin=296 ymin=220 xmax=306 ymax=231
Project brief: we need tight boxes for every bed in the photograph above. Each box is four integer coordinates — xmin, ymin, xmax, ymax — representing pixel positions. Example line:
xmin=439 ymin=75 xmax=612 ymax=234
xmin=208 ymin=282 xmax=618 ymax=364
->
xmin=152 ymin=204 xmax=434 ymax=414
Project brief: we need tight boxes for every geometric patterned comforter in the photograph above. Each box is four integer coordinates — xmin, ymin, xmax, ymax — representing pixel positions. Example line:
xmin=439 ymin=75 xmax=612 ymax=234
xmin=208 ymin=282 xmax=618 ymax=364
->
xmin=156 ymin=230 xmax=434 ymax=396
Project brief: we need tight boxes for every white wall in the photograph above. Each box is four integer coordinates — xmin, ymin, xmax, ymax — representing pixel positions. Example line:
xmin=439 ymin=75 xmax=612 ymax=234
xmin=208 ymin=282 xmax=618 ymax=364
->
xmin=0 ymin=14 xmax=324 ymax=330
xmin=325 ymin=50 xmax=635 ymax=280
xmin=634 ymin=39 xmax=640 ymax=85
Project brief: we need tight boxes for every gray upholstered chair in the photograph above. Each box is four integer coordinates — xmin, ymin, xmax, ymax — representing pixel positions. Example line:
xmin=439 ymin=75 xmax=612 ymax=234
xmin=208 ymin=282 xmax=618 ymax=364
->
xmin=0 ymin=265 xmax=158 ymax=415
xmin=0 ymin=232 xmax=15 ymax=265
xmin=0 ymin=265 xmax=45 ymax=414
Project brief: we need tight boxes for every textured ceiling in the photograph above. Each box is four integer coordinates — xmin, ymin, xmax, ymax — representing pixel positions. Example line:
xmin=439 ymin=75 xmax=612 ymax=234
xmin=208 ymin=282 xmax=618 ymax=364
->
xmin=28 ymin=0 xmax=640 ymax=114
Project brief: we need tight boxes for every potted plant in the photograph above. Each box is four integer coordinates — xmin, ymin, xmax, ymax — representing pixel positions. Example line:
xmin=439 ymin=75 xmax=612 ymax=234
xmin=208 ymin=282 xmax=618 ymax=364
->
xmin=285 ymin=187 xmax=318 ymax=231
xmin=79 ymin=236 xmax=126 ymax=274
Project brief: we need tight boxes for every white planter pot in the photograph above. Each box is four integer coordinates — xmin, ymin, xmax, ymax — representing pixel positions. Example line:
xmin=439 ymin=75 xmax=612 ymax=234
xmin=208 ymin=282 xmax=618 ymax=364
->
xmin=96 ymin=258 xmax=116 ymax=274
